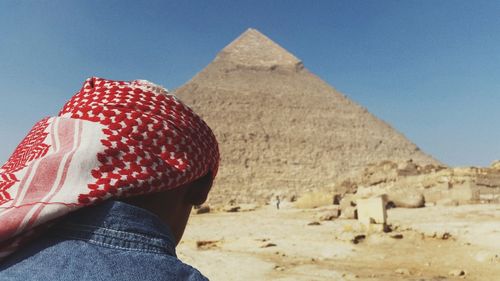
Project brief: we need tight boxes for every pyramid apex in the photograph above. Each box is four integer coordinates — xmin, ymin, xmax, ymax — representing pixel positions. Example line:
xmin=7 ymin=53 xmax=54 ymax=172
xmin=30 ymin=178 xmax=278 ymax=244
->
xmin=242 ymin=27 xmax=260 ymax=34
xmin=215 ymin=28 xmax=302 ymax=69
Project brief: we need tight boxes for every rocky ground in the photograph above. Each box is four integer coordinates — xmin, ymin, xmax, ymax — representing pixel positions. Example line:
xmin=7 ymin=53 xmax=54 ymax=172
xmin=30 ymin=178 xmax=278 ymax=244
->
xmin=178 ymin=204 xmax=500 ymax=281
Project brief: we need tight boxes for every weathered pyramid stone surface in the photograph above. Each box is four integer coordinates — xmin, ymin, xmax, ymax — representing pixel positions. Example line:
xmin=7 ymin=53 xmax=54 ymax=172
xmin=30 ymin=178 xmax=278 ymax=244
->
xmin=175 ymin=28 xmax=440 ymax=204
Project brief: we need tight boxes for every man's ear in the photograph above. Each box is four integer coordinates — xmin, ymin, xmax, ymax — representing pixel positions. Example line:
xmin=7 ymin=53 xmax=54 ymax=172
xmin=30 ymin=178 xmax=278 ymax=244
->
xmin=185 ymin=173 xmax=213 ymax=206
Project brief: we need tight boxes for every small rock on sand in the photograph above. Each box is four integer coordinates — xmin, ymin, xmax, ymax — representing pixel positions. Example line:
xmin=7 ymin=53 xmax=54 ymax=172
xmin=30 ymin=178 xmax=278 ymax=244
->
xmin=195 ymin=205 xmax=210 ymax=214
xmin=222 ymin=205 xmax=241 ymax=212
xmin=395 ymin=268 xmax=410 ymax=275
xmin=273 ymin=265 xmax=285 ymax=271
xmin=390 ymin=234 xmax=404 ymax=239
xmin=351 ymin=234 xmax=366 ymax=244
xmin=238 ymin=203 xmax=258 ymax=212
xmin=448 ymin=269 xmax=466 ymax=277
xmin=196 ymin=240 xmax=219 ymax=250
xmin=260 ymin=242 xmax=277 ymax=248
xmin=318 ymin=209 xmax=340 ymax=221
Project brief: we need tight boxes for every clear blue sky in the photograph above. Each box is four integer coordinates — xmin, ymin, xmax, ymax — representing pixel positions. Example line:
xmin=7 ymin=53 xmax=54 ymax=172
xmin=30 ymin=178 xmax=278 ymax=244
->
xmin=0 ymin=1 xmax=499 ymax=167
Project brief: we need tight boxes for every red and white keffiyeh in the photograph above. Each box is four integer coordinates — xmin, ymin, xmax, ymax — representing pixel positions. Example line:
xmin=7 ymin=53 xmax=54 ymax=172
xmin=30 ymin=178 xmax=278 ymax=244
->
xmin=0 ymin=77 xmax=219 ymax=260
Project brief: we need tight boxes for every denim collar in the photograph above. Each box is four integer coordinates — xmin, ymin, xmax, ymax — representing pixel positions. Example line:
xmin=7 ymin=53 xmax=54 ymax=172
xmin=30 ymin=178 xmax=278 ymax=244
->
xmin=53 ymin=200 xmax=177 ymax=257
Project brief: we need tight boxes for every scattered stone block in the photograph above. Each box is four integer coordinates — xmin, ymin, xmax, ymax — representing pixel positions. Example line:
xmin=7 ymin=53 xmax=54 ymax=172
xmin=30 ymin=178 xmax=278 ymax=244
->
xmin=356 ymin=196 xmax=387 ymax=226
xmin=340 ymin=195 xmax=356 ymax=209
xmin=340 ymin=206 xmax=357 ymax=219
xmin=318 ymin=209 xmax=340 ymax=221
xmin=339 ymin=194 xmax=358 ymax=219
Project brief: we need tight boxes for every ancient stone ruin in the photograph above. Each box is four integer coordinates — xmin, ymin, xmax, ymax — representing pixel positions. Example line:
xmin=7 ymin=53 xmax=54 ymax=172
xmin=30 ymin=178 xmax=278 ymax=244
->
xmin=341 ymin=160 xmax=500 ymax=207
xmin=175 ymin=28 xmax=439 ymax=204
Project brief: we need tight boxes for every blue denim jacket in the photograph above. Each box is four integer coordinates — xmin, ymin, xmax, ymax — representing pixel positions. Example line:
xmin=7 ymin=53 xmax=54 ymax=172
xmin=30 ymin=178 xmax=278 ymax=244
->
xmin=0 ymin=200 xmax=208 ymax=281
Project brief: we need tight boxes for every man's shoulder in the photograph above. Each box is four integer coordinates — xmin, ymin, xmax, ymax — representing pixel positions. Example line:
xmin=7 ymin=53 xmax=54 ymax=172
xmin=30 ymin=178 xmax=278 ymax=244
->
xmin=109 ymin=248 xmax=209 ymax=281
xmin=1 ymin=201 xmax=209 ymax=281
xmin=0 ymin=237 xmax=208 ymax=281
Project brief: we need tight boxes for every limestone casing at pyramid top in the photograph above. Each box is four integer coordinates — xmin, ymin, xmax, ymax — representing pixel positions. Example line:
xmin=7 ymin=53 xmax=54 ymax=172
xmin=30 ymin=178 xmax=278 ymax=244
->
xmin=214 ymin=28 xmax=303 ymax=69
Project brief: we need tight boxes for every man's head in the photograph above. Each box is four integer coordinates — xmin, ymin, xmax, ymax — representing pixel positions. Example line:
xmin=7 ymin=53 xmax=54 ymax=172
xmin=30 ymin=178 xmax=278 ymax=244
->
xmin=0 ymin=77 xmax=219 ymax=258
xmin=58 ymin=77 xmax=220 ymax=205
xmin=60 ymin=78 xmax=221 ymax=244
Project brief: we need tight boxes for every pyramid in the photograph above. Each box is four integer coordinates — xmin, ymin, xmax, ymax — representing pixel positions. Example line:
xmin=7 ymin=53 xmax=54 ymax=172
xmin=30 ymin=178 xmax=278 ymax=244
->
xmin=175 ymin=28 xmax=440 ymax=204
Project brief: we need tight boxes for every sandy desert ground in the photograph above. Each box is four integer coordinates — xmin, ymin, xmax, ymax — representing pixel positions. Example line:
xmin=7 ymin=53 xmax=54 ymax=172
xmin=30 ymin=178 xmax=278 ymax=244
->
xmin=178 ymin=204 xmax=500 ymax=281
